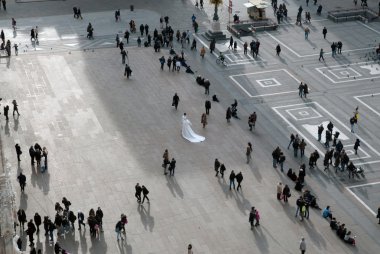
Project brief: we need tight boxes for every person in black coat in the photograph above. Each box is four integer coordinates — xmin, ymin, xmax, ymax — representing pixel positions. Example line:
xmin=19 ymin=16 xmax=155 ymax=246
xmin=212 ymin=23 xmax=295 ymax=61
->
xmin=15 ymin=144 xmax=22 ymax=161
xmin=141 ymin=185 xmax=150 ymax=203
xmin=354 ymin=139 xmax=360 ymax=155
xmin=17 ymin=209 xmax=27 ymax=230
xmin=29 ymin=146 xmax=35 ymax=165
xmin=236 ymin=172 xmax=243 ymax=191
xmin=17 ymin=172 xmax=26 ymax=192
xmin=172 ymin=93 xmax=179 ymax=110
xmin=229 ymin=170 xmax=236 ymax=190
xmin=205 ymin=100 xmax=211 ymax=115
xmin=27 ymin=219 xmax=36 ymax=246
xmin=226 ymin=107 xmax=232 ymax=123
xmin=34 ymin=213 xmax=42 ymax=233
xmin=169 ymin=158 xmax=176 ymax=176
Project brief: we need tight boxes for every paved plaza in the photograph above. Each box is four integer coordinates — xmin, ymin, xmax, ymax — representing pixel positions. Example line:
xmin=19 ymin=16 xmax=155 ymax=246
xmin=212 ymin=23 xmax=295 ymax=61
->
xmin=1 ymin=0 xmax=380 ymax=253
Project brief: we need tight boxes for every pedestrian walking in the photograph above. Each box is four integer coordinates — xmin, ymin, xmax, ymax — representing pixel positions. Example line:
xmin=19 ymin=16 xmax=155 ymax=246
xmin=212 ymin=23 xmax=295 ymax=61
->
xmin=205 ymin=100 xmax=211 ymax=115
xmin=317 ymin=124 xmax=324 ymax=141
xmin=303 ymin=84 xmax=309 ymax=98
xmin=162 ymin=149 xmax=170 ymax=175
xmin=277 ymin=182 xmax=283 ymax=200
xmin=246 ymin=142 xmax=252 ymax=163
xmin=226 ymin=107 xmax=232 ymax=123
xmin=200 ymin=0 xmax=204 ymax=9
xmin=115 ymin=220 xmax=124 ymax=240
xmin=12 ymin=99 xmax=20 ymax=115
xmin=293 ymin=138 xmax=299 ymax=157
xmin=34 ymin=213 xmax=42 ymax=233
xmin=201 ymin=113 xmax=207 ymax=128
xmin=249 ymin=207 xmax=255 ymax=229
xmin=12 ymin=17 xmax=16 ymax=31
xmin=354 ymin=139 xmax=360 ymax=155
xmin=3 ymin=104 xmax=9 ymax=121
xmin=27 ymin=219 xmax=36 ymax=246
xmin=272 ymin=146 xmax=281 ymax=168
xmin=279 ymin=152 xmax=286 ymax=172
xmin=300 ymin=237 xmax=306 ymax=254
xmin=214 ymin=158 xmax=220 ymax=176
xmin=350 ymin=116 xmax=356 ymax=133
xmin=29 ymin=146 xmax=35 ymax=165
xmin=159 ymin=56 xmax=166 ymax=70
xmin=141 ymin=185 xmax=150 ymax=203
xmin=229 ymin=170 xmax=236 ymax=190
xmin=124 ymin=64 xmax=132 ymax=78
xmin=169 ymin=158 xmax=176 ymax=176
xmin=248 ymin=112 xmax=257 ymax=131
xmin=17 ymin=209 xmax=27 ymax=230
xmin=228 ymin=36 xmax=233 ymax=49
xmin=255 ymin=209 xmax=260 ymax=226
xmin=282 ymin=184 xmax=290 ymax=202
xmin=172 ymin=93 xmax=179 ymax=110
xmin=377 ymin=206 xmax=380 ymax=224
xmin=77 ymin=210 xmax=85 ymax=230
xmin=219 ymin=163 xmax=226 ymax=178
xmin=204 ymin=79 xmax=210 ymax=95
xmin=121 ymin=49 xmax=127 ymax=64
xmin=276 ymin=44 xmax=281 ymax=56
xmin=236 ymin=172 xmax=243 ymax=191
xmin=319 ymin=48 xmax=324 ymax=61
xmin=298 ymin=82 xmax=304 ymax=98
xmin=299 ymin=139 xmax=306 ymax=157
xmin=68 ymin=211 xmax=76 ymax=230
xmin=15 ymin=144 xmax=22 ymax=161
xmin=322 ymin=27 xmax=327 ymax=39
xmin=200 ymin=46 xmax=206 ymax=58
xmin=134 ymin=183 xmax=142 ymax=203
xmin=17 ymin=172 xmax=26 ymax=192
xmin=244 ymin=42 xmax=248 ymax=55
xmin=210 ymin=39 xmax=215 ymax=53
xmin=288 ymin=133 xmax=295 ymax=149
xmin=304 ymin=27 xmax=310 ymax=39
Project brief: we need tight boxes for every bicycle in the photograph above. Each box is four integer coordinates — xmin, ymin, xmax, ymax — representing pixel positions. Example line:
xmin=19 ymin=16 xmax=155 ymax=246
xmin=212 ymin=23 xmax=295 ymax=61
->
xmin=216 ymin=57 xmax=227 ymax=67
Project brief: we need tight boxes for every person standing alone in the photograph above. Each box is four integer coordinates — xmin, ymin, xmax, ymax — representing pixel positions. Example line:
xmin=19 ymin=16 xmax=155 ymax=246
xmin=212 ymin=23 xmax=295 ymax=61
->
xmin=246 ymin=142 xmax=252 ymax=163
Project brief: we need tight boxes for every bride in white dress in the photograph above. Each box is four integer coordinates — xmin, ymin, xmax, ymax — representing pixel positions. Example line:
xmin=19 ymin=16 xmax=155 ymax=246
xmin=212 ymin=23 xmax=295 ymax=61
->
xmin=182 ymin=113 xmax=205 ymax=143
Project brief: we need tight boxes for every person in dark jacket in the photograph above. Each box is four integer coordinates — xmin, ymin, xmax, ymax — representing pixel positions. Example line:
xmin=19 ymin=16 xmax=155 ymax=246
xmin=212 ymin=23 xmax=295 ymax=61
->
xmin=96 ymin=207 xmax=104 ymax=232
xmin=249 ymin=207 xmax=255 ymax=229
xmin=17 ymin=209 xmax=27 ymax=230
xmin=205 ymin=100 xmax=211 ymax=115
xmin=17 ymin=172 xmax=26 ymax=192
xmin=226 ymin=107 xmax=232 ymax=123
xmin=236 ymin=172 xmax=243 ymax=191
xmin=29 ymin=146 xmax=35 ymax=165
xmin=142 ymin=185 xmax=150 ymax=203
xmin=27 ymin=219 xmax=36 ymax=246
xmin=34 ymin=213 xmax=42 ymax=233
xmin=172 ymin=93 xmax=179 ymax=110
xmin=15 ymin=144 xmax=22 ymax=161
xmin=282 ymin=184 xmax=290 ymax=202
xmin=229 ymin=170 xmax=236 ymax=190
xmin=354 ymin=139 xmax=360 ymax=155
xmin=168 ymin=158 xmax=176 ymax=176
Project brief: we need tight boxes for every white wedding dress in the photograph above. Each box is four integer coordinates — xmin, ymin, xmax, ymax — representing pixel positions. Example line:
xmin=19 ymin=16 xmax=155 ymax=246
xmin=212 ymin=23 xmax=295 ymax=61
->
xmin=182 ymin=115 xmax=205 ymax=143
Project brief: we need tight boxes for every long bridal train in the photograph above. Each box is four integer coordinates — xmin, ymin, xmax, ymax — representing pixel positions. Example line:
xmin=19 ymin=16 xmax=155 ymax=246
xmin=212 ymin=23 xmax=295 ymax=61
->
xmin=182 ymin=113 xmax=205 ymax=143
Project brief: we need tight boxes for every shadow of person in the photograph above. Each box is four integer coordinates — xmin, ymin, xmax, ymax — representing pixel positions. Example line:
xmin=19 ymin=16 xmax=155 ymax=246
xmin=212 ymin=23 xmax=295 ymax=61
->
xmin=31 ymin=165 xmax=38 ymax=188
xmin=89 ymin=230 xmax=108 ymax=254
xmin=146 ymin=203 xmax=155 ymax=232
xmin=4 ymin=119 xmax=10 ymax=136
xmin=19 ymin=193 xmax=28 ymax=211
xmin=44 ymin=234 xmax=54 ymax=253
xmin=217 ymin=177 xmax=233 ymax=199
xmin=41 ymin=171 xmax=50 ymax=195
xmin=137 ymin=204 xmax=148 ymax=231
xmin=166 ymin=176 xmax=184 ymax=199
xmin=13 ymin=114 xmax=19 ymax=132
xmin=79 ymin=227 xmax=88 ymax=254
xmin=6 ymin=57 xmax=10 ymax=68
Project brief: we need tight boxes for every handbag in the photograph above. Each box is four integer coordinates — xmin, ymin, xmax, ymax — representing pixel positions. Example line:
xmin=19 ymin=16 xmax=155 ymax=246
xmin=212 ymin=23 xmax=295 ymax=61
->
xmin=288 ymin=193 xmax=291 ymax=198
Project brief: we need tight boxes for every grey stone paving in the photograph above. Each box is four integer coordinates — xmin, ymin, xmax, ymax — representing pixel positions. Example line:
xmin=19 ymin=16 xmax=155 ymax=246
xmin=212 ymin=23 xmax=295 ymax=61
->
xmin=1 ymin=0 xmax=380 ymax=254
